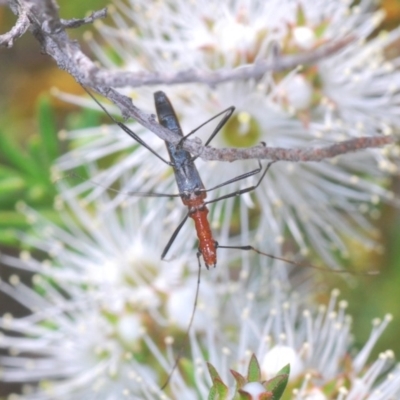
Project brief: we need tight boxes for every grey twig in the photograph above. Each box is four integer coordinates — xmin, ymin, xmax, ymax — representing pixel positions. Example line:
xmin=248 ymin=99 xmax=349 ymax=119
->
xmin=94 ymin=36 xmax=353 ymax=88
xmin=60 ymin=8 xmax=107 ymax=29
xmin=194 ymin=136 xmax=395 ymax=162
xmin=2 ymin=0 xmax=395 ymax=164
xmin=0 ymin=4 xmax=30 ymax=47
xmin=102 ymin=87 xmax=395 ymax=161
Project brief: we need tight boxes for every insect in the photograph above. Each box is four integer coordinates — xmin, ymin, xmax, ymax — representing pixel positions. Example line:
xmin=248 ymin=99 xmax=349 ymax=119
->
xmin=82 ymin=88 xmax=375 ymax=390
xmin=154 ymin=91 xmax=275 ymax=269
xmin=87 ymin=90 xmax=347 ymax=273
xmin=83 ymin=88 xmax=313 ymax=272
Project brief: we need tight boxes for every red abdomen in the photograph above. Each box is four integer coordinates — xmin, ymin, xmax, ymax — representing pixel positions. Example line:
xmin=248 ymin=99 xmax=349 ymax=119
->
xmin=182 ymin=194 xmax=217 ymax=268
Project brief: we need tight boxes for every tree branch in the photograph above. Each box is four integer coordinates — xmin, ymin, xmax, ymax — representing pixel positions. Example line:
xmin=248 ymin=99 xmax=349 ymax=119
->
xmin=0 ymin=2 xmax=30 ymax=47
xmin=2 ymin=0 xmax=395 ymax=164
xmin=94 ymin=36 xmax=353 ymax=88
xmin=60 ymin=8 xmax=107 ymax=29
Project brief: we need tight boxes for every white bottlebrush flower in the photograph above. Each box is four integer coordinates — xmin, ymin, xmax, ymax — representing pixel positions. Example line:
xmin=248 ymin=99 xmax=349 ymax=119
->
xmin=3 ymin=223 xmax=398 ymax=400
xmin=3 ymin=1 xmax=400 ymax=399
xmin=55 ymin=0 xmax=400 ymax=269
xmin=0 ymin=182 xmax=289 ymax=399
xmin=9 ymin=185 xmax=192 ymax=300
xmin=0 ymin=182 xmax=231 ymax=399
xmin=182 ymin=285 xmax=398 ymax=400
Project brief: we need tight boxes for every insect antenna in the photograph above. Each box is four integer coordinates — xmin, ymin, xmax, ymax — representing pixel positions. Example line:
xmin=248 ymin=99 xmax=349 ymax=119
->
xmin=160 ymin=253 xmax=203 ymax=390
xmin=54 ymin=171 xmax=182 ymax=198
xmin=81 ymin=86 xmax=173 ymax=165
xmin=216 ymin=244 xmax=379 ymax=276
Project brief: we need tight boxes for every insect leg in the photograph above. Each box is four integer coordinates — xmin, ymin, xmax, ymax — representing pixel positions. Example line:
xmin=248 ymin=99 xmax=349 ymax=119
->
xmin=82 ymin=86 xmax=173 ymax=166
xmin=203 ymin=107 xmax=235 ymax=146
xmin=216 ymin=244 xmax=378 ymax=275
xmin=178 ymin=106 xmax=235 ymax=161
xmin=200 ymin=160 xmax=263 ymax=194
xmin=184 ymin=106 xmax=235 ymax=144
xmin=126 ymin=191 xmax=182 ymax=198
xmin=205 ymin=161 xmax=275 ymax=205
xmin=63 ymin=172 xmax=183 ymax=198
xmin=160 ymin=251 xmax=202 ymax=390
xmin=161 ymin=213 xmax=190 ymax=260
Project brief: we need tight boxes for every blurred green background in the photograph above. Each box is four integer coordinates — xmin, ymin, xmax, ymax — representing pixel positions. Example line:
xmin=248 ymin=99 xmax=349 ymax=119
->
xmin=0 ymin=2 xmax=109 ymax=397
xmin=1 ymin=0 xmax=400 ymax=397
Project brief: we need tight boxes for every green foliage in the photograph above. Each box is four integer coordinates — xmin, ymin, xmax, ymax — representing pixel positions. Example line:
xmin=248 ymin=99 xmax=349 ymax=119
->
xmin=0 ymin=95 xmax=92 ymax=246
xmin=263 ymin=364 xmax=290 ymax=400
xmin=246 ymin=354 xmax=262 ymax=382
xmin=207 ymin=354 xmax=290 ymax=400
xmin=207 ymin=361 xmax=229 ymax=400
xmin=0 ymin=96 xmax=55 ymax=245
xmin=295 ymin=3 xmax=306 ymax=26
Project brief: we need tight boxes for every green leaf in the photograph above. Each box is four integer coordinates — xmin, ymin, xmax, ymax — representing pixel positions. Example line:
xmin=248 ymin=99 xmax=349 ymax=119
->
xmin=37 ymin=95 xmax=59 ymax=164
xmin=230 ymin=369 xmax=246 ymax=391
xmin=0 ymin=211 xmax=27 ymax=227
xmin=207 ymin=363 xmax=229 ymax=400
xmin=26 ymin=135 xmax=53 ymax=186
xmin=247 ymin=354 xmax=261 ymax=383
xmin=0 ymin=132 xmax=42 ymax=179
xmin=0 ymin=175 xmax=25 ymax=193
xmin=213 ymin=377 xmax=229 ymax=399
xmin=0 ymin=164 xmax=21 ymax=178
xmin=315 ymin=21 xmax=329 ymax=38
xmin=0 ymin=229 xmax=18 ymax=246
xmin=274 ymin=364 xmax=290 ymax=376
xmin=296 ymin=4 xmax=306 ymax=25
xmin=238 ymin=390 xmax=252 ymax=400
xmin=264 ymin=364 xmax=290 ymax=400
xmin=0 ymin=228 xmax=19 ymax=245
xmin=208 ymin=378 xmax=229 ymax=400
xmin=207 ymin=362 xmax=223 ymax=382
xmin=208 ymin=385 xmax=218 ymax=400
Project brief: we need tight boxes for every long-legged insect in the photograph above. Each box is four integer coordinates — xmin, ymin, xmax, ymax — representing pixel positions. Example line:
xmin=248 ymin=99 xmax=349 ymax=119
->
xmin=84 ymin=88 xmax=277 ymax=270
xmin=82 ymin=88 xmax=379 ymax=275
xmin=154 ymin=91 xmax=275 ymax=269
xmin=140 ymin=92 xmax=356 ymax=274
xmin=82 ymin=88 xmax=376 ymax=389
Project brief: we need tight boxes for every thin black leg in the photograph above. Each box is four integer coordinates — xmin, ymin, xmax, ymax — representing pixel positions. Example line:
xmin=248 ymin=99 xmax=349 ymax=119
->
xmin=65 ymin=172 xmax=183 ymax=198
xmin=179 ymin=106 xmax=235 ymax=162
xmin=160 ymin=252 xmax=202 ymax=390
xmin=199 ymin=160 xmax=262 ymax=194
xmin=205 ymin=161 xmax=275 ymax=205
xmin=217 ymin=244 xmax=376 ymax=275
xmin=126 ymin=190 xmax=182 ymax=198
xmin=161 ymin=213 xmax=190 ymax=260
xmin=182 ymin=106 xmax=235 ymax=144
xmin=82 ymin=86 xmax=173 ymax=166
